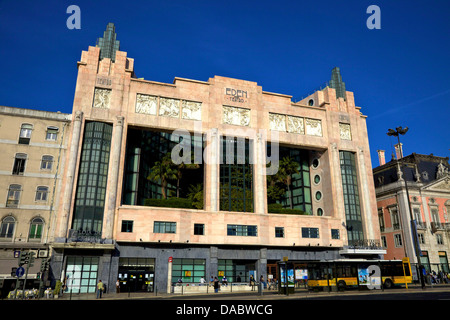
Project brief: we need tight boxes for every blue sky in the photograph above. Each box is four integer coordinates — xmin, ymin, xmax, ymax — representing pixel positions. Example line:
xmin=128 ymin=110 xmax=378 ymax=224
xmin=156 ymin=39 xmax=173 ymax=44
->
xmin=0 ymin=0 xmax=449 ymax=168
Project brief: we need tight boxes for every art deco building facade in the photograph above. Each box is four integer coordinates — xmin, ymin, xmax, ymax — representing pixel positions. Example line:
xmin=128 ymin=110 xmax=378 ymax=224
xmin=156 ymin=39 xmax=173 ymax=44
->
xmin=374 ymin=149 xmax=450 ymax=275
xmin=0 ymin=106 xmax=71 ymax=296
xmin=50 ymin=25 xmax=384 ymax=294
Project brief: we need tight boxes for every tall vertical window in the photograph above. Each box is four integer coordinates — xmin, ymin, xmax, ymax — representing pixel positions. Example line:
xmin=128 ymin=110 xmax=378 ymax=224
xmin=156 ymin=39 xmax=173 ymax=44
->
xmin=19 ymin=124 xmax=33 ymax=144
xmin=6 ymin=184 xmax=21 ymax=207
xmin=266 ymin=145 xmax=312 ymax=214
xmin=394 ymin=234 xmax=403 ymax=247
xmin=339 ymin=151 xmax=363 ymax=245
xmin=12 ymin=153 xmax=27 ymax=175
xmin=378 ymin=209 xmax=385 ymax=232
xmin=0 ymin=216 xmax=15 ymax=239
xmin=391 ymin=208 xmax=400 ymax=230
xmin=41 ymin=155 xmax=54 ymax=170
xmin=46 ymin=126 xmax=59 ymax=141
xmin=436 ymin=234 xmax=444 ymax=245
xmin=29 ymin=217 xmax=44 ymax=240
xmin=72 ymin=122 xmax=112 ymax=234
xmin=439 ymin=252 xmax=449 ymax=273
xmin=220 ymin=137 xmax=253 ymax=212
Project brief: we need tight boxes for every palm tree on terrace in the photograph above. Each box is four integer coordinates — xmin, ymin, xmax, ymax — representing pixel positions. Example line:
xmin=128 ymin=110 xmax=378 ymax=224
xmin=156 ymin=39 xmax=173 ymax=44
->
xmin=279 ymin=156 xmax=300 ymax=209
xmin=147 ymin=152 xmax=177 ymax=199
xmin=173 ymin=152 xmax=200 ymax=198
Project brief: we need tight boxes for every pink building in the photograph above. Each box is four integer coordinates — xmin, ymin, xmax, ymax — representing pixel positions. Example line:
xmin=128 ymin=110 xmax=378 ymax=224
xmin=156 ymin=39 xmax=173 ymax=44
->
xmin=374 ymin=149 xmax=450 ymax=278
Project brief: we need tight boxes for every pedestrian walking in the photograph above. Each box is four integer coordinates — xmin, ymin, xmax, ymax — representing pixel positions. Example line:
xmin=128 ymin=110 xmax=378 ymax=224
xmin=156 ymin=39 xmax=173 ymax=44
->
xmin=214 ymin=277 xmax=220 ymax=293
xmin=116 ymin=279 xmax=120 ymax=293
xmin=97 ymin=280 xmax=104 ymax=298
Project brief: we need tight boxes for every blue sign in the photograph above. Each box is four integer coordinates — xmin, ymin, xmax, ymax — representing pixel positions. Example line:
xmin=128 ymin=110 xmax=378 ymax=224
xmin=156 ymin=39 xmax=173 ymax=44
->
xmin=16 ymin=267 xmax=25 ymax=278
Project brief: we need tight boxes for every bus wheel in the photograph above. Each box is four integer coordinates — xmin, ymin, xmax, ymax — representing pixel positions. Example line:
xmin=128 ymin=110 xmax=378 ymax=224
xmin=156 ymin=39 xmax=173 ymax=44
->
xmin=384 ymin=279 xmax=394 ymax=289
xmin=337 ymin=280 xmax=346 ymax=291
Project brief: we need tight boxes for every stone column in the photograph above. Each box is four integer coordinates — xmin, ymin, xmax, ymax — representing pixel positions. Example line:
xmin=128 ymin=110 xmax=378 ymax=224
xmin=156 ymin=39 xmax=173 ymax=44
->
xmin=209 ymin=246 xmax=218 ymax=279
xmin=258 ymin=248 xmax=267 ymax=283
xmin=254 ymin=132 xmax=266 ymax=214
xmin=206 ymin=128 xmax=219 ymax=211
xmin=103 ymin=116 xmax=124 ymax=240
xmin=57 ymin=111 xmax=83 ymax=240
xmin=357 ymin=147 xmax=375 ymax=241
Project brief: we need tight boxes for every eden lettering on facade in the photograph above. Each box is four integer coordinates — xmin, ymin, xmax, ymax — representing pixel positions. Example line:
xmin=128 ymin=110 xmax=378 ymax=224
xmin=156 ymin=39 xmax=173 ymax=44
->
xmin=225 ymin=87 xmax=248 ymax=103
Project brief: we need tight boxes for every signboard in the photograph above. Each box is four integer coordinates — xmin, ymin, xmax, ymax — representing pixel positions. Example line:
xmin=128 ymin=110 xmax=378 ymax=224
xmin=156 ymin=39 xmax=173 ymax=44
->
xmin=168 ymin=257 xmax=173 ymax=263
xmin=280 ymin=264 xmax=294 ymax=287
xmin=295 ymin=269 xmax=308 ymax=280
xmin=225 ymin=88 xmax=248 ymax=103
xmin=16 ymin=267 xmax=25 ymax=278
xmin=358 ymin=264 xmax=381 ymax=288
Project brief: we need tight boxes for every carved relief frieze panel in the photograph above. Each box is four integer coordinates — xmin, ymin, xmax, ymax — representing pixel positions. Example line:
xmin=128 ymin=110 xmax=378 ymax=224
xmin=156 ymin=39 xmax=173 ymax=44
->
xmin=92 ymin=88 xmax=111 ymax=109
xmin=159 ymin=98 xmax=180 ymax=118
xmin=181 ymin=100 xmax=202 ymax=120
xmin=287 ymin=115 xmax=305 ymax=134
xmin=305 ymin=118 xmax=322 ymax=136
xmin=339 ymin=123 xmax=352 ymax=140
xmin=223 ymin=105 xmax=250 ymax=126
xmin=269 ymin=113 xmax=286 ymax=131
xmin=135 ymin=93 xmax=157 ymax=115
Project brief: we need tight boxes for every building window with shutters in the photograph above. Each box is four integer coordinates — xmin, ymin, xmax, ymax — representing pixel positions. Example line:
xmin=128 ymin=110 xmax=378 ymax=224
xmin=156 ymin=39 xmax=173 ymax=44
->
xmin=35 ymin=186 xmax=49 ymax=202
xmin=0 ymin=216 xmax=15 ymax=239
xmin=394 ymin=234 xmax=403 ymax=247
xmin=12 ymin=153 xmax=27 ymax=175
xmin=29 ymin=217 xmax=44 ymax=240
xmin=19 ymin=123 xmax=33 ymax=144
xmin=6 ymin=184 xmax=21 ymax=208
xmin=41 ymin=155 xmax=54 ymax=170
xmin=46 ymin=126 xmax=59 ymax=141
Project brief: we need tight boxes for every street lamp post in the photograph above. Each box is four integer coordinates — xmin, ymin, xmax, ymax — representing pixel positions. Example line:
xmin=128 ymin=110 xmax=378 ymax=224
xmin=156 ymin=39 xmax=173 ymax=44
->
xmin=387 ymin=126 xmax=425 ymax=289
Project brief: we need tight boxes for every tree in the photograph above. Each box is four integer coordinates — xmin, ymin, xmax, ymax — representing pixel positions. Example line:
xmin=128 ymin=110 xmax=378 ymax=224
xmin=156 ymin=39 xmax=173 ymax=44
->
xmin=187 ymin=183 xmax=204 ymax=209
xmin=147 ymin=153 xmax=177 ymax=199
xmin=267 ymin=173 xmax=286 ymax=204
xmin=173 ymin=153 xmax=200 ymax=198
xmin=278 ymin=156 xmax=300 ymax=209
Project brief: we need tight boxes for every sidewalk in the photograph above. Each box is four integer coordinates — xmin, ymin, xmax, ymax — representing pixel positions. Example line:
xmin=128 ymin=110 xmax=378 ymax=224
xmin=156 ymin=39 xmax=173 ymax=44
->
xmin=56 ymin=283 xmax=450 ymax=300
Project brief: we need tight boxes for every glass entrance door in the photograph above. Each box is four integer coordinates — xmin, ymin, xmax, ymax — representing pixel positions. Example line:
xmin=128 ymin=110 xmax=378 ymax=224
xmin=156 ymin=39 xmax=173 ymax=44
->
xmin=118 ymin=269 xmax=154 ymax=292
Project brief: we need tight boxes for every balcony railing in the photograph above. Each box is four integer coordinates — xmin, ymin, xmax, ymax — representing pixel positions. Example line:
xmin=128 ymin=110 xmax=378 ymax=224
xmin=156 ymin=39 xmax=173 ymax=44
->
xmin=347 ymin=239 xmax=383 ymax=250
xmin=68 ymin=229 xmax=105 ymax=243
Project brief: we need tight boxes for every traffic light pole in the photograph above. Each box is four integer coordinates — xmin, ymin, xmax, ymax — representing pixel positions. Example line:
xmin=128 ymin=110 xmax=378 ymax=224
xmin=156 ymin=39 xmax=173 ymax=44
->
xmin=21 ymin=251 xmax=35 ymax=300
xmin=13 ymin=251 xmax=26 ymax=300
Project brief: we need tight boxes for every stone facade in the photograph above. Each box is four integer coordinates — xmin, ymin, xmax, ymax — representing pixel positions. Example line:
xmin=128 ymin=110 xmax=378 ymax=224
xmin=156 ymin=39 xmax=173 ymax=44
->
xmin=0 ymin=106 xmax=71 ymax=296
xmin=46 ymin=40 xmax=383 ymax=294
